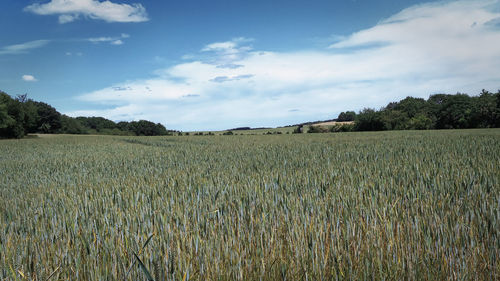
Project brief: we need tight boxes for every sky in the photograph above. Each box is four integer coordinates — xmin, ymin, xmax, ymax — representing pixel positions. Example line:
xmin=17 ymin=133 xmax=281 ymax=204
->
xmin=1 ymin=0 xmax=500 ymax=131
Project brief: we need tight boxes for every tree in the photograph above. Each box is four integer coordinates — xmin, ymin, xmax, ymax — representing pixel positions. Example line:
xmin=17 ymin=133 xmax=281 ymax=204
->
xmin=60 ymin=115 xmax=87 ymax=134
xmin=380 ymin=110 xmax=408 ymax=130
xmin=22 ymin=100 xmax=40 ymax=133
xmin=0 ymin=92 xmax=26 ymax=138
xmin=391 ymin=97 xmax=428 ymax=119
xmin=355 ymin=108 xmax=386 ymax=131
xmin=337 ymin=111 xmax=356 ymax=121
xmin=128 ymin=120 xmax=168 ymax=136
xmin=76 ymin=117 xmax=117 ymax=132
xmin=117 ymin=121 xmax=130 ymax=132
xmin=407 ymin=114 xmax=433 ymax=130
xmin=33 ymin=101 xmax=62 ymax=133
xmin=470 ymin=90 xmax=499 ymax=128
xmin=0 ymin=103 xmax=15 ymax=131
xmin=0 ymin=90 xmax=174 ymax=137
xmin=434 ymin=94 xmax=474 ymax=129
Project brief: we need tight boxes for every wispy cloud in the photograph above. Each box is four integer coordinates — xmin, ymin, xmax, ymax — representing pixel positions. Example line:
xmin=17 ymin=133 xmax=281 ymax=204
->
xmin=210 ymin=74 xmax=254 ymax=83
xmin=24 ymin=0 xmax=148 ymax=24
xmin=199 ymin=37 xmax=254 ymax=68
xmin=66 ymin=52 xmax=83 ymax=56
xmin=88 ymin=33 xmax=129 ymax=45
xmin=0 ymin=40 xmax=50 ymax=55
xmin=69 ymin=0 xmax=500 ymax=131
xmin=22 ymin=75 xmax=38 ymax=82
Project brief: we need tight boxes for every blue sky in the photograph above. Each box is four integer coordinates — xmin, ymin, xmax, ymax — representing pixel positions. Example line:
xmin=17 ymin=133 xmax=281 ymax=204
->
xmin=1 ymin=0 xmax=500 ymax=130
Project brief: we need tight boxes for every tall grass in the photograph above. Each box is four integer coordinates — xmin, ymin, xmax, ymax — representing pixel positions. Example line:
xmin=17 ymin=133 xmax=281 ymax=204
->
xmin=1 ymin=130 xmax=499 ymax=280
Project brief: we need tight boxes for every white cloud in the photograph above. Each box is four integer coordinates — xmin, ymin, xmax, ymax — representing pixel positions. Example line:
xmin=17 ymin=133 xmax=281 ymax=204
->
xmin=58 ymin=14 xmax=77 ymax=24
xmin=24 ymin=0 xmax=148 ymax=23
xmin=200 ymin=37 xmax=254 ymax=68
xmin=88 ymin=34 xmax=129 ymax=45
xmin=69 ymin=0 xmax=500 ymax=131
xmin=22 ymin=75 xmax=38 ymax=82
xmin=88 ymin=37 xmax=115 ymax=43
xmin=0 ymin=40 xmax=50 ymax=55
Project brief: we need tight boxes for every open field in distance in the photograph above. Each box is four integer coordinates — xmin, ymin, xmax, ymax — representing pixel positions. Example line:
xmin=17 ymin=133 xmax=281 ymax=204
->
xmin=312 ymin=121 xmax=355 ymax=127
xmin=1 ymin=129 xmax=499 ymax=280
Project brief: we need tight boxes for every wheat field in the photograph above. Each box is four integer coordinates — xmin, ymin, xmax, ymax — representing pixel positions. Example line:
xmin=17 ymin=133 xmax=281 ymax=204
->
xmin=1 ymin=129 xmax=499 ymax=280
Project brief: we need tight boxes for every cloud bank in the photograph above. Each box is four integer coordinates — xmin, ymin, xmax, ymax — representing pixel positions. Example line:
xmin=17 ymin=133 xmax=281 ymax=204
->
xmin=24 ymin=0 xmax=148 ymax=24
xmin=70 ymin=0 xmax=500 ymax=131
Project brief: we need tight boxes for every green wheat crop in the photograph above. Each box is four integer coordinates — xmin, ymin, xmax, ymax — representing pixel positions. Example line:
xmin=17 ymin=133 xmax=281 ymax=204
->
xmin=1 ymin=129 xmax=499 ymax=280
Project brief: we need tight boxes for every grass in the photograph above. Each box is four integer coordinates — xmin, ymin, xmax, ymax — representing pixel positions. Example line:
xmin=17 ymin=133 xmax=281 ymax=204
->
xmin=1 ymin=129 xmax=499 ymax=280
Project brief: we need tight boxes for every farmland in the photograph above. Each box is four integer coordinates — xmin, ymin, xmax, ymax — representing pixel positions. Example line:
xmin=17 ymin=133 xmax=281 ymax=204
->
xmin=1 ymin=129 xmax=499 ymax=280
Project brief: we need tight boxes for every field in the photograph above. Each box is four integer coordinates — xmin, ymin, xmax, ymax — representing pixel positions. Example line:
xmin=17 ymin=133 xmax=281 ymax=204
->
xmin=190 ymin=126 xmax=298 ymax=135
xmin=1 ymin=129 xmax=499 ymax=280
xmin=312 ymin=121 xmax=354 ymax=127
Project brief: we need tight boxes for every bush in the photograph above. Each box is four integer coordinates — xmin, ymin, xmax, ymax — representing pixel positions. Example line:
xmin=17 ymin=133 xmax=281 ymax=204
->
xmin=307 ymin=125 xmax=329 ymax=133
xmin=331 ymin=123 xmax=355 ymax=133
xmin=292 ymin=125 xmax=303 ymax=134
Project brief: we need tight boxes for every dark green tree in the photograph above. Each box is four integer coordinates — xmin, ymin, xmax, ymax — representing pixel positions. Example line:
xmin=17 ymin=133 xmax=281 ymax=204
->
xmin=470 ymin=90 xmax=499 ymax=128
xmin=60 ymin=115 xmax=87 ymax=134
xmin=76 ymin=117 xmax=117 ymax=132
xmin=22 ymin=100 xmax=40 ymax=133
xmin=337 ymin=111 xmax=356 ymax=121
xmin=355 ymin=108 xmax=386 ymax=131
xmin=0 ymin=103 xmax=16 ymax=134
xmin=128 ymin=120 xmax=168 ymax=136
xmin=0 ymin=92 xmax=26 ymax=138
xmin=33 ymin=101 xmax=62 ymax=133
xmin=392 ymin=97 xmax=429 ymax=119
xmin=380 ymin=110 xmax=408 ymax=130
xmin=407 ymin=114 xmax=433 ymax=130
xmin=434 ymin=94 xmax=474 ymax=129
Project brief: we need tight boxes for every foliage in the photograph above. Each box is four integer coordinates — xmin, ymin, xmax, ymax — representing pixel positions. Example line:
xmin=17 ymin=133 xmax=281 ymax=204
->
xmin=0 ymin=91 xmax=169 ymax=138
xmin=2 ymin=89 xmax=499 ymax=139
xmin=337 ymin=111 xmax=356 ymax=121
xmin=76 ymin=116 xmax=117 ymax=132
xmin=0 ymin=92 xmax=26 ymax=138
xmin=355 ymin=108 xmax=386 ymax=131
xmin=32 ymin=101 xmax=62 ymax=133
xmin=0 ymin=130 xmax=498 ymax=280
xmin=330 ymin=123 xmax=355 ymax=132
xmin=354 ymin=90 xmax=500 ymax=132
xmin=292 ymin=125 xmax=303 ymax=134
xmin=60 ymin=115 xmax=87 ymax=134
xmin=127 ymin=120 xmax=168 ymax=136
xmin=307 ymin=125 xmax=329 ymax=133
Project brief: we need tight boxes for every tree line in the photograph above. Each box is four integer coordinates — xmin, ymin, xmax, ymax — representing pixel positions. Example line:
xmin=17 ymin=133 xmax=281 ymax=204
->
xmin=0 ymin=91 xmax=170 ymax=138
xmin=351 ymin=90 xmax=500 ymax=131
xmin=2 ymin=89 xmax=499 ymax=138
xmin=305 ymin=90 xmax=499 ymax=133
